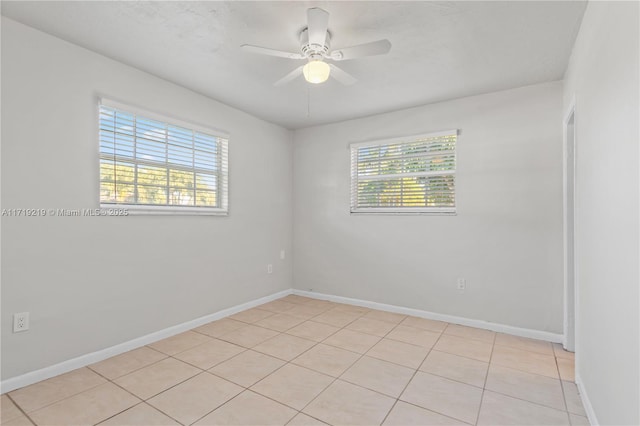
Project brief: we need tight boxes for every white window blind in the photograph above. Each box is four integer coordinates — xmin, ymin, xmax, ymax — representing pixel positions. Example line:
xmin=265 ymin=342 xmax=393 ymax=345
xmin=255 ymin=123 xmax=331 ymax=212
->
xmin=350 ymin=130 xmax=457 ymax=214
xmin=99 ymin=99 xmax=229 ymax=214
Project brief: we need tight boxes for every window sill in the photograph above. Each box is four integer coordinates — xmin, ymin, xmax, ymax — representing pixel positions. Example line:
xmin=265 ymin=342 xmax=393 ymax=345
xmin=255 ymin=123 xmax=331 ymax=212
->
xmin=350 ymin=208 xmax=456 ymax=216
xmin=100 ymin=204 xmax=228 ymax=216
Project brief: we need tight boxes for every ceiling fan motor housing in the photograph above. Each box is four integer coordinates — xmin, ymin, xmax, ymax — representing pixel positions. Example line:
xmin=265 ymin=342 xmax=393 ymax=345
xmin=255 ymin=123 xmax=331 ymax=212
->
xmin=240 ymin=7 xmax=390 ymax=86
xmin=299 ymin=28 xmax=331 ymax=58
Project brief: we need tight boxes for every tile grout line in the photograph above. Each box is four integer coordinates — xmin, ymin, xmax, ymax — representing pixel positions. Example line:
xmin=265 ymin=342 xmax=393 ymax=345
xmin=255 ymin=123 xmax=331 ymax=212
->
xmin=473 ymin=389 xmax=575 ymax=417
xmin=385 ymin=321 xmax=493 ymax=425
xmin=378 ymin=323 xmax=444 ymax=425
xmin=6 ymin=392 xmax=37 ymax=426
xmin=383 ymin=321 xmax=487 ymax=425
xmin=17 ymin=303 xmax=442 ymax=426
xmin=142 ymin=301 xmax=581 ymax=425
xmin=183 ymin=335 xmax=320 ymax=423
xmin=481 ymin=342 xmax=566 ymax=381
xmin=245 ymin=303 xmax=363 ymax=417
xmin=14 ymin=359 xmax=171 ymax=426
xmin=7 ymin=370 xmax=109 ymax=422
xmin=475 ymin=331 xmax=497 ymax=426
xmin=166 ymin=344 xmax=249 ymax=371
xmin=95 ymin=401 xmax=158 ymax=426
xmin=180 ymin=299 xmax=332 ymax=426
xmin=488 ymin=362 xmax=564 ymax=381
xmin=493 ymin=342 xmax=556 ymax=357
xmin=555 ymin=351 xmax=573 ymax=425
xmin=242 ymin=300 xmax=361 ymax=424
xmin=5 ymin=297 xmax=583 ymax=426
xmin=448 ymin=330 xmax=576 ymax=414
xmin=190 ymin=304 xmax=580 ymax=423
xmin=191 ymin=387 xmax=285 ymax=425
xmin=197 ymin=299 xmax=357 ymax=424
xmin=5 ymin=297 xmax=311 ymax=426
xmin=122 ymin=298 xmax=327 ymax=426
xmin=98 ymin=347 xmax=255 ymax=426
xmin=87 ymin=345 xmax=170 ymax=381
xmin=478 ymin=341 xmax=578 ymax=425
xmin=92 ymin=358 xmax=199 ymax=426
xmin=177 ymin=385 xmax=246 ymax=426
xmin=296 ymin=313 xmax=410 ymax=424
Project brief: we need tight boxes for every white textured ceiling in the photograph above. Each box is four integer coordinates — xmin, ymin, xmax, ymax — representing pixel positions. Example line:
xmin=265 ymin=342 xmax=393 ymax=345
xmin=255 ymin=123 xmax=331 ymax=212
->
xmin=2 ymin=1 xmax=586 ymax=129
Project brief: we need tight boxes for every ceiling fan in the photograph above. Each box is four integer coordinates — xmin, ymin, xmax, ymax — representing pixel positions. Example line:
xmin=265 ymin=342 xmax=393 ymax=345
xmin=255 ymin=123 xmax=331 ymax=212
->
xmin=241 ymin=7 xmax=392 ymax=86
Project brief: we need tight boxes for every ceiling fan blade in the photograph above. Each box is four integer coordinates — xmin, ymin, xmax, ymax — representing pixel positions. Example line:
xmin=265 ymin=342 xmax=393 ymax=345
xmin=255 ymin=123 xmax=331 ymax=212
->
xmin=307 ymin=8 xmax=329 ymax=48
xmin=330 ymin=39 xmax=392 ymax=61
xmin=241 ymin=44 xmax=304 ymax=60
xmin=329 ymin=64 xmax=357 ymax=86
xmin=274 ymin=65 xmax=304 ymax=86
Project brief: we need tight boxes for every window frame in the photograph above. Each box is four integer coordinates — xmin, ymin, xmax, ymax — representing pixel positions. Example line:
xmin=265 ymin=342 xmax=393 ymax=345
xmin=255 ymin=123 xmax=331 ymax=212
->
xmin=349 ymin=130 xmax=457 ymax=215
xmin=98 ymin=98 xmax=229 ymax=216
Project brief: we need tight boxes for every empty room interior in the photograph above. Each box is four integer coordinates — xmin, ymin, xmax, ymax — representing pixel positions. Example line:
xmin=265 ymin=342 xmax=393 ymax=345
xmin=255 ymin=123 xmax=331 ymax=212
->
xmin=1 ymin=1 xmax=638 ymax=426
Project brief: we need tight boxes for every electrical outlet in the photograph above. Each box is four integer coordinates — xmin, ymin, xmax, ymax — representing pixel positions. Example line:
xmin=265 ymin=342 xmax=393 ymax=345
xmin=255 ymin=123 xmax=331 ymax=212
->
xmin=457 ymin=278 xmax=466 ymax=291
xmin=267 ymin=264 xmax=273 ymax=274
xmin=13 ymin=312 xmax=29 ymax=333
xmin=280 ymin=250 xmax=285 ymax=260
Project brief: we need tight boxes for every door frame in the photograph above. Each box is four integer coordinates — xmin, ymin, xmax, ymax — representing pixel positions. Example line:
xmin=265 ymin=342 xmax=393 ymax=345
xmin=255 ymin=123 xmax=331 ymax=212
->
xmin=563 ymin=97 xmax=577 ymax=353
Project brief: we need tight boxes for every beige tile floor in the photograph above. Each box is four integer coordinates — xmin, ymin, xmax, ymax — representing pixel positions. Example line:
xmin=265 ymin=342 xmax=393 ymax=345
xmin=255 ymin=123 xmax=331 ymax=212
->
xmin=1 ymin=295 xmax=588 ymax=426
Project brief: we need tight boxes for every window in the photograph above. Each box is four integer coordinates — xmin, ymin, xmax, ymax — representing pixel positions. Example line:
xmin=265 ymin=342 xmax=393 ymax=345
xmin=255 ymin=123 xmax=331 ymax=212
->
xmin=350 ymin=130 xmax=457 ymax=214
xmin=99 ymin=99 xmax=228 ymax=215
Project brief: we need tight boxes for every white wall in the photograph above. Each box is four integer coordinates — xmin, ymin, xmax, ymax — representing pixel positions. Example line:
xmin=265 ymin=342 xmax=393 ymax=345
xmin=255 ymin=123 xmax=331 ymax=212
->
xmin=1 ymin=18 xmax=293 ymax=380
xmin=563 ymin=2 xmax=639 ymax=425
xmin=293 ymin=82 xmax=564 ymax=333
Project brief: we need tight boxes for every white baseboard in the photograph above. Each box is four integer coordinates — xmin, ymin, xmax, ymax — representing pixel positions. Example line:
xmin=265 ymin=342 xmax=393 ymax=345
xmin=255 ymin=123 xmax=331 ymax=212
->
xmin=1 ymin=287 xmax=565 ymax=394
xmin=0 ymin=289 xmax=292 ymax=394
xmin=575 ymin=373 xmax=599 ymax=426
xmin=292 ymin=289 xmax=564 ymax=343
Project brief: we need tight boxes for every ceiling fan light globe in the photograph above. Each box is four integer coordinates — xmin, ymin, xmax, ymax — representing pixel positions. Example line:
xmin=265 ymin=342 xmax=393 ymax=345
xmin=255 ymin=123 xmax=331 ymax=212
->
xmin=303 ymin=60 xmax=330 ymax=84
